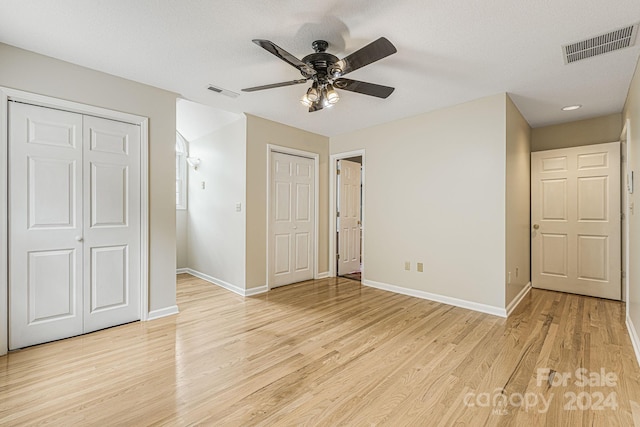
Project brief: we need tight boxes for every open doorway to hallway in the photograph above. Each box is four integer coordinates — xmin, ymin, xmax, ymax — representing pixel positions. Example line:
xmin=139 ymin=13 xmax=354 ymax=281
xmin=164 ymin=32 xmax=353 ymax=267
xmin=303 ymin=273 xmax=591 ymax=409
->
xmin=335 ymin=155 xmax=363 ymax=282
xmin=175 ymin=98 xmax=246 ymax=292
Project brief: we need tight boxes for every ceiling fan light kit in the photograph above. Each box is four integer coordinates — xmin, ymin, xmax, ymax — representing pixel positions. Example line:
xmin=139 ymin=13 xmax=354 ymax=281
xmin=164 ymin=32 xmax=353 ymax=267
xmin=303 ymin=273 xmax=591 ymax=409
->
xmin=243 ymin=37 xmax=397 ymax=112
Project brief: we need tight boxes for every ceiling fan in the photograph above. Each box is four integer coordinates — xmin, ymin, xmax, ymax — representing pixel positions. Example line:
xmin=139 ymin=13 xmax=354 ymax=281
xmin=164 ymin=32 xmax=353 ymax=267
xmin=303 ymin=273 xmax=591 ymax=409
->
xmin=242 ymin=37 xmax=397 ymax=112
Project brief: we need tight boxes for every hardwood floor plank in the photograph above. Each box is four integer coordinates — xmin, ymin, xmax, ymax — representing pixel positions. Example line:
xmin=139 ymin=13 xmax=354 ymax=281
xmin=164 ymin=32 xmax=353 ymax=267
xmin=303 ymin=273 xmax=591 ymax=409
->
xmin=1 ymin=274 xmax=640 ymax=426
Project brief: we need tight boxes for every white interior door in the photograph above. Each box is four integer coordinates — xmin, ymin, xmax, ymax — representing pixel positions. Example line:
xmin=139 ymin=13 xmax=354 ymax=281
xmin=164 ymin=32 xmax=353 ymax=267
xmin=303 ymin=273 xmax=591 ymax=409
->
xmin=337 ymin=159 xmax=361 ymax=276
xmin=531 ymin=142 xmax=621 ymax=300
xmin=9 ymin=102 xmax=84 ymax=349
xmin=9 ymin=102 xmax=141 ymax=349
xmin=270 ymin=151 xmax=315 ymax=288
xmin=83 ymin=115 xmax=140 ymax=332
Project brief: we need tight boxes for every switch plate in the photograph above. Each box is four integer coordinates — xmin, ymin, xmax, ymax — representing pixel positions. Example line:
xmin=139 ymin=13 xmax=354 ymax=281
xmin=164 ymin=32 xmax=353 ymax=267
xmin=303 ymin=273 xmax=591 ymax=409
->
xmin=417 ymin=262 xmax=423 ymax=272
xmin=235 ymin=202 xmax=242 ymax=212
xmin=404 ymin=261 xmax=410 ymax=271
xmin=201 ymin=181 xmax=206 ymax=190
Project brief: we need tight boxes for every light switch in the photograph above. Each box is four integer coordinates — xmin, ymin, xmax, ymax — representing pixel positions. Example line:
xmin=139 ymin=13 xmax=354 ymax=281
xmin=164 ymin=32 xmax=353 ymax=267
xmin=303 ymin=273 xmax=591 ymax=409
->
xmin=235 ymin=202 xmax=242 ymax=212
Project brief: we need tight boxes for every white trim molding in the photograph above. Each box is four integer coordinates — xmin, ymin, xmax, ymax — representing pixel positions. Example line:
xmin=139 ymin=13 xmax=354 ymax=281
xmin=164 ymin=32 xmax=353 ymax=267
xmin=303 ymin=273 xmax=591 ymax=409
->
xmin=363 ymin=279 xmax=507 ymax=317
xmin=182 ymin=268 xmax=268 ymax=297
xmin=245 ymin=286 xmax=269 ymax=297
xmin=0 ymin=87 xmax=150 ymax=355
xmin=176 ymin=268 xmax=189 ymax=274
xmin=316 ymin=271 xmax=330 ymax=279
xmin=627 ymin=316 xmax=640 ymax=368
xmin=0 ymin=89 xmax=7 ymax=355
xmin=148 ymin=305 xmax=179 ymax=321
xmin=506 ymin=282 xmax=532 ymax=316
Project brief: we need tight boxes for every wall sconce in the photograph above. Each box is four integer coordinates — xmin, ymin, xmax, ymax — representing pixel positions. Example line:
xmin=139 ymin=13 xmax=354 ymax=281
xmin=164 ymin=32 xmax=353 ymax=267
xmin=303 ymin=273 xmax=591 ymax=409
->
xmin=187 ymin=157 xmax=201 ymax=170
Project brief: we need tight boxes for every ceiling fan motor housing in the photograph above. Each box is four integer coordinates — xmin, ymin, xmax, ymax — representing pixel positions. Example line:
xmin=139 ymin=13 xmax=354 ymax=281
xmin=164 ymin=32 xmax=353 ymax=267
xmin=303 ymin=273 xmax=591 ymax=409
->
xmin=302 ymin=40 xmax=341 ymax=82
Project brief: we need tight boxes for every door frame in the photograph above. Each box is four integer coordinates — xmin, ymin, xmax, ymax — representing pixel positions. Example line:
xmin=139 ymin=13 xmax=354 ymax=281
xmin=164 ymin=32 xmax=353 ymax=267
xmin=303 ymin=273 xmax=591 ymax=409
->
xmin=265 ymin=144 xmax=319 ymax=290
xmin=330 ymin=149 xmax=366 ymax=278
xmin=0 ymin=87 xmax=150 ymax=355
xmin=622 ymin=119 xmax=631 ymax=307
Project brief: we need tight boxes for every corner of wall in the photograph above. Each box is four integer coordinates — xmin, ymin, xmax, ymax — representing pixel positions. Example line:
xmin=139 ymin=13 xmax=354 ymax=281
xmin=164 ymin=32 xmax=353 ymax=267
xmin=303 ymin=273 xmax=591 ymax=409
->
xmin=505 ymin=96 xmax=532 ymax=309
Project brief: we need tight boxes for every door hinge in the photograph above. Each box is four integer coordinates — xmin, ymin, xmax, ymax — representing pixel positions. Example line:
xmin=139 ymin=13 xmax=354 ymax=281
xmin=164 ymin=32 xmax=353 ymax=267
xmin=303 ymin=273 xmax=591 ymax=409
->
xmin=337 ymin=254 xmax=340 ymax=260
xmin=337 ymin=169 xmax=341 ymax=175
xmin=622 ymin=271 xmax=626 ymax=279
xmin=622 ymin=212 xmax=625 ymax=220
xmin=337 ymin=212 xmax=340 ymax=217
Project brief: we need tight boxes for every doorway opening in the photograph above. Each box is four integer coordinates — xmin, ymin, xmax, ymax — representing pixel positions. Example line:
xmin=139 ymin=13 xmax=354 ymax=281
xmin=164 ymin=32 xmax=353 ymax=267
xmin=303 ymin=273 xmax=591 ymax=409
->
xmin=331 ymin=150 xmax=365 ymax=282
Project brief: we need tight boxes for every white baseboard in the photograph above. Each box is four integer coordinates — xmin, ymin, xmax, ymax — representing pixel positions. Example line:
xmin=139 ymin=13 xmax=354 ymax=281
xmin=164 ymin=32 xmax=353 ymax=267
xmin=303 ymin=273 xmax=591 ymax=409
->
xmin=182 ymin=268 xmax=267 ymax=297
xmin=626 ymin=315 xmax=640 ymax=368
xmin=363 ymin=279 xmax=507 ymax=317
xmin=245 ymin=285 xmax=268 ymax=296
xmin=506 ymin=282 xmax=532 ymax=316
xmin=147 ymin=305 xmax=179 ymax=320
xmin=316 ymin=271 xmax=330 ymax=279
xmin=176 ymin=268 xmax=189 ymax=274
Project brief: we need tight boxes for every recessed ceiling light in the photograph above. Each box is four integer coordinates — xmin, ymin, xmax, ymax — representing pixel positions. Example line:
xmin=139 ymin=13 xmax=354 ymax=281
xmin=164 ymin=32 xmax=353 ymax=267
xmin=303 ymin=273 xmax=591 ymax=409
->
xmin=561 ymin=104 xmax=582 ymax=111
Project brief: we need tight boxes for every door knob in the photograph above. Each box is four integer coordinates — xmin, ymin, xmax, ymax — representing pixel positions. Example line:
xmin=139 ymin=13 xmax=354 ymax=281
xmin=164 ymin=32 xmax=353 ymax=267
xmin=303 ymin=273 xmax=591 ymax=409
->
xmin=292 ymin=226 xmax=297 ymax=229
xmin=75 ymin=236 xmax=84 ymax=242
xmin=533 ymin=224 xmax=540 ymax=230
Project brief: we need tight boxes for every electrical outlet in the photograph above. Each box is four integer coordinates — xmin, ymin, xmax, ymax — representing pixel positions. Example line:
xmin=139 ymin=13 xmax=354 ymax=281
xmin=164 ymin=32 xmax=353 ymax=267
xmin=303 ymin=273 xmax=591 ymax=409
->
xmin=201 ymin=181 xmax=206 ymax=190
xmin=417 ymin=262 xmax=424 ymax=272
xmin=404 ymin=261 xmax=410 ymax=271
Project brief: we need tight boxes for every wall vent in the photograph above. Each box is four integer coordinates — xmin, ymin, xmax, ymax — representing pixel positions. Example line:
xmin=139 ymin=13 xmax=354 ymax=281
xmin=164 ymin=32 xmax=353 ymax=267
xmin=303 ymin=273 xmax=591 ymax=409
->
xmin=207 ymin=85 xmax=239 ymax=98
xmin=563 ymin=23 xmax=638 ymax=64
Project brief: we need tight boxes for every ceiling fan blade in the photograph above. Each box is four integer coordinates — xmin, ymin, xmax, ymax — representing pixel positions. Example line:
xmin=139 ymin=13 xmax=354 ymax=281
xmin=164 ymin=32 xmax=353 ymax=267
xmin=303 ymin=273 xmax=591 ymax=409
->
xmin=334 ymin=78 xmax=395 ymax=98
xmin=334 ymin=37 xmax=397 ymax=76
xmin=252 ymin=39 xmax=316 ymax=76
xmin=242 ymin=79 xmax=309 ymax=92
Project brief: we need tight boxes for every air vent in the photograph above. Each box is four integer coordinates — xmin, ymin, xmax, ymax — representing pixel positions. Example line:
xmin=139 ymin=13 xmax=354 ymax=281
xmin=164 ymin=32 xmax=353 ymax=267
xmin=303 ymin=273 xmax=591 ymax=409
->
xmin=563 ymin=23 xmax=638 ymax=64
xmin=207 ymin=85 xmax=239 ymax=98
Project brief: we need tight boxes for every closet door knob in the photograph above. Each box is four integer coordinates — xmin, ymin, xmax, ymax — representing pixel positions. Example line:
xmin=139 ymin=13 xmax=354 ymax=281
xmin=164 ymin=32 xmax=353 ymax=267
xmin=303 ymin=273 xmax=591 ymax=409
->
xmin=75 ymin=236 xmax=84 ymax=242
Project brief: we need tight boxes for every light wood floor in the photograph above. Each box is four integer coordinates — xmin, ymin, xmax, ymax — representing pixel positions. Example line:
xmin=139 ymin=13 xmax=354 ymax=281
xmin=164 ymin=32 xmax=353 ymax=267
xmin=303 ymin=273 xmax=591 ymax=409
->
xmin=2 ymin=275 xmax=640 ymax=426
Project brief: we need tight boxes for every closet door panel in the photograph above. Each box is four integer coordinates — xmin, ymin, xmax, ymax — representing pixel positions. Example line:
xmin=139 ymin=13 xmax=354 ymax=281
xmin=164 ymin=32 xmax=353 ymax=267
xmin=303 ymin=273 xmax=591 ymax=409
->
xmin=82 ymin=115 xmax=141 ymax=333
xmin=8 ymin=102 xmax=84 ymax=349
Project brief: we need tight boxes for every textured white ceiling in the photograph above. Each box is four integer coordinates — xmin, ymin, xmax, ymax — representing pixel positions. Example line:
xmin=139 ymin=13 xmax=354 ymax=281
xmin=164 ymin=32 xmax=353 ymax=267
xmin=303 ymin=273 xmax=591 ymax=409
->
xmin=1 ymin=0 xmax=639 ymax=136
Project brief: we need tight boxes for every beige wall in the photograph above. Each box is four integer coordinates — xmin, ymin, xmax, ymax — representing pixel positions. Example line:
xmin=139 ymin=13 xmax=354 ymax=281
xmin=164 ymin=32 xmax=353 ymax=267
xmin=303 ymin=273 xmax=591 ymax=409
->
xmin=624 ymin=57 xmax=640 ymax=350
xmin=245 ymin=114 xmax=330 ymax=289
xmin=0 ymin=43 xmax=178 ymax=321
xmin=531 ymin=113 xmax=622 ymax=152
xmin=331 ymin=94 xmax=507 ymax=310
xmin=505 ymin=96 xmax=531 ymax=307
xmin=187 ymin=118 xmax=247 ymax=288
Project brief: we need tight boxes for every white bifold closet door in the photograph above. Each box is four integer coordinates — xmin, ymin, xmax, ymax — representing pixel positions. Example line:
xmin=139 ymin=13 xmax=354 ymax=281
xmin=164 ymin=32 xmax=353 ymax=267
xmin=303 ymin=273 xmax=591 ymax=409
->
xmin=270 ymin=151 xmax=315 ymax=288
xmin=9 ymin=102 xmax=141 ymax=349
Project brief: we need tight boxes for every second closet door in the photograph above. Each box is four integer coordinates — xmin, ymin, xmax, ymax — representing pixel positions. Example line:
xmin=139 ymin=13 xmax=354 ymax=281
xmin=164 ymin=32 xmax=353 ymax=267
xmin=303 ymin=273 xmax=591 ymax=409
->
xmin=82 ymin=115 xmax=140 ymax=333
